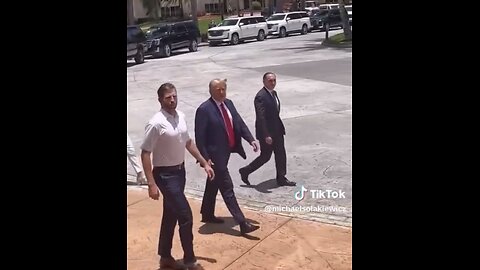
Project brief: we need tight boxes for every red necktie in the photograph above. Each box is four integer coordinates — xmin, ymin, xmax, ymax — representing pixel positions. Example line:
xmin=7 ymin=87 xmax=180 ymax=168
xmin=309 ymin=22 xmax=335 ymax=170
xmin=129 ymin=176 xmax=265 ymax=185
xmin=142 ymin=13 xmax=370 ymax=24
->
xmin=220 ymin=103 xmax=235 ymax=148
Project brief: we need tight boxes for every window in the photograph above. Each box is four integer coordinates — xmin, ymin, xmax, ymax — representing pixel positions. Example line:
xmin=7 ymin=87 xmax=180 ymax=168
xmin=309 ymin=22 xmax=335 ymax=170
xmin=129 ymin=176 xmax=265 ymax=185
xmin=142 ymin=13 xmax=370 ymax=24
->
xmin=146 ymin=25 xmax=170 ymax=38
xmin=205 ymin=3 xmax=219 ymax=13
xmin=267 ymin=14 xmax=286 ymax=21
xmin=173 ymin=24 xmax=186 ymax=34
xmin=128 ymin=27 xmax=144 ymax=42
xmin=288 ymin=13 xmax=301 ymax=20
xmin=218 ymin=19 xmax=239 ymax=26
xmin=240 ymin=18 xmax=250 ymax=25
xmin=257 ymin=17 xmax=266 ymax=23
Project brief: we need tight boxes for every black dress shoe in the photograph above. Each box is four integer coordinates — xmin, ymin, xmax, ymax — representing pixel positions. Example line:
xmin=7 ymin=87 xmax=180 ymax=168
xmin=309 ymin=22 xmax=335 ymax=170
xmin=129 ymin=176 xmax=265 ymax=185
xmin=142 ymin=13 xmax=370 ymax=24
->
xmin=277 ymin=178 xmax=296 ymax=186
xmin=239 ymin=168 xmax=251 ymax=185
xmin=201 ymin=216 xmax=224 ymax=224
xmin=240 ymin=221 xmax=260 ymax=235
xmin=159 ymin=257 xmax=184 ymax=269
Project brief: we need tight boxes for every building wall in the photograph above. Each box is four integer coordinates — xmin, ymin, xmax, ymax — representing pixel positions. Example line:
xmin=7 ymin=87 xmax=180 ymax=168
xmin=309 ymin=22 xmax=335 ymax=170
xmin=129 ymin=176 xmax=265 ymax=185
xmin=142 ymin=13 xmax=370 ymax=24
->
xmin=132 ymin=0 xmax=257 ymax=20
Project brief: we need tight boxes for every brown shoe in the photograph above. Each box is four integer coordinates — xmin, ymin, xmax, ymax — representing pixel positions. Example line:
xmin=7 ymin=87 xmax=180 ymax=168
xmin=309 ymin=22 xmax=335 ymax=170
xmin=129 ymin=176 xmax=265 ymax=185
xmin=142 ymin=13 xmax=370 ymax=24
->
xmin=160 ymin=257 xmax=184 ymax=269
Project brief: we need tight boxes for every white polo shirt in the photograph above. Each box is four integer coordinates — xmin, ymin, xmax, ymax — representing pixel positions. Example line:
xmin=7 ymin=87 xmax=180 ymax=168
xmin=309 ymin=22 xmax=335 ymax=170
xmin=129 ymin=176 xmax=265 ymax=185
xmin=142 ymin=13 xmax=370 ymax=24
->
xmin=140 ymin=109 xmax=190 ymax=167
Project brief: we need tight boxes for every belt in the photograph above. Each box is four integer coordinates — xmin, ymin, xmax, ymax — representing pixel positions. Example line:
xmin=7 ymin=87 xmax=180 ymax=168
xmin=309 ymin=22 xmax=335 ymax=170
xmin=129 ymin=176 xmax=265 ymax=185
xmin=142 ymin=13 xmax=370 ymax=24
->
xmin=154 ymin=162 xmax=185 ymax=173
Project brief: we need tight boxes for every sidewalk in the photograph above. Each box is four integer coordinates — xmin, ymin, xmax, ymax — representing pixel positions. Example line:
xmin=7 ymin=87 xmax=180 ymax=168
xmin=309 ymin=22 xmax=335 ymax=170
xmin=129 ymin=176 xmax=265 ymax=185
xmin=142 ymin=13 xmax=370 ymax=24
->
xmin=127 ymin=188 xmax=352 ymax=270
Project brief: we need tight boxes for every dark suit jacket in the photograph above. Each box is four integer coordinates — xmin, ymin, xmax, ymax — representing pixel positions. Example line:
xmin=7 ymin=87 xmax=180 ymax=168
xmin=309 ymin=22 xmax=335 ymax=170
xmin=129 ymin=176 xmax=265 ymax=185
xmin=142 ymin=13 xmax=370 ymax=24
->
xmin=254 ymin=87 xmax=286 ymax=140
xmin=195 ymin=98 xmax=255 ymax=171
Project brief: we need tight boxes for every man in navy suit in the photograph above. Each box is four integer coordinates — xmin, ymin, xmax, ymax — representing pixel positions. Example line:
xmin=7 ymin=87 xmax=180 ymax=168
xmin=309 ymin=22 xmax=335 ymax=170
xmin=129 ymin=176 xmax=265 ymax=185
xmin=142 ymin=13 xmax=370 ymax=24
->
xmin=239 ymin=72 xmax=296 ymax=186
xmin=195 ymin=78 xmax=260 ymax=235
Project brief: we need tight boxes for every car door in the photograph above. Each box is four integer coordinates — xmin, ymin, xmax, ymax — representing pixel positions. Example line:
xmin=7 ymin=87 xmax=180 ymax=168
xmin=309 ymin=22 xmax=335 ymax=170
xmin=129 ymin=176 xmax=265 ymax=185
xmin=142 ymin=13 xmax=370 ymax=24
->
xmin=285 ymin=14 xmax=294 ymax=32
xmin=331 ymin=9 xmax=342 ymax=27
xmin=172 ymin=24 xmax=188 ymax=49
xmin=291 ymin=13 xmax=302 ymax=31
xmin=238 ymin=18 xmax=250 ymax=39
xmin=127 ymin=28 xmax=139 ymax=57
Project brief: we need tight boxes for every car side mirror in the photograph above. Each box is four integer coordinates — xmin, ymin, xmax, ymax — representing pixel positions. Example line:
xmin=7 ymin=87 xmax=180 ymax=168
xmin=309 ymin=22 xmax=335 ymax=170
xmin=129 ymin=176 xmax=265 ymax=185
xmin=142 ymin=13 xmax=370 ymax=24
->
xmin=239 ymin=22 xmax=244 ymax=26
xmin=286 ymin=18 xmax=290 ymax=21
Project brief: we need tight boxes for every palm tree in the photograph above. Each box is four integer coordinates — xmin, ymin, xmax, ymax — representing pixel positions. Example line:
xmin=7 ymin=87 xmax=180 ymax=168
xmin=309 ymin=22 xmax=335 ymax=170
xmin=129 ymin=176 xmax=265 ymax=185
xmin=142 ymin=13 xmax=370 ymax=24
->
xmin=337 ymin=0 xmax=352 ymax=40
xmin=142 ymin=0 xmax=162 ymax=19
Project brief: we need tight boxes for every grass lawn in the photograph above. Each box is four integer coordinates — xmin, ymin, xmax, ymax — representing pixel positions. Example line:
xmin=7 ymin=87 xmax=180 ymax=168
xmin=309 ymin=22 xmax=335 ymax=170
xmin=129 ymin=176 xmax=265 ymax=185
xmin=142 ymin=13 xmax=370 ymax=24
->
xmin=329 ymin=32 xmax=352 ymax=43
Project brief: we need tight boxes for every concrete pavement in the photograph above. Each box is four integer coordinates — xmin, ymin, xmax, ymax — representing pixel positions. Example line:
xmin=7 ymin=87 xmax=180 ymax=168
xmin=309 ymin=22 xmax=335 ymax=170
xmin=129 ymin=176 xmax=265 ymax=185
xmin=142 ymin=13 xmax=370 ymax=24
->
xmin=127 ymin=30 xmax=352 ymax=270
xmin=128 ymin=30 xmax=351 ymax=226
xmin=128 ymin=187 xmax=352 ymax=270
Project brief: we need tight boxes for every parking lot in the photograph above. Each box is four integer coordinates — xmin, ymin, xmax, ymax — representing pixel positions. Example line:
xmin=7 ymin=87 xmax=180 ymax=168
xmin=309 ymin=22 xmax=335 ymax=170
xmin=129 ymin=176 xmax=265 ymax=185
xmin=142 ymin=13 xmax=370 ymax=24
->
xmin=127 ymin=28 xmax=352 ymax=225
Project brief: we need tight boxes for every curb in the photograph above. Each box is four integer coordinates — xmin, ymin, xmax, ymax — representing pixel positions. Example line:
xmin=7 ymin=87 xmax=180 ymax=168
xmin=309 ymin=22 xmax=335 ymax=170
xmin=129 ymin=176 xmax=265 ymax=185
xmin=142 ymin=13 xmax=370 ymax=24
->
xmin=321 ymin=38 xmax=352 ymax=48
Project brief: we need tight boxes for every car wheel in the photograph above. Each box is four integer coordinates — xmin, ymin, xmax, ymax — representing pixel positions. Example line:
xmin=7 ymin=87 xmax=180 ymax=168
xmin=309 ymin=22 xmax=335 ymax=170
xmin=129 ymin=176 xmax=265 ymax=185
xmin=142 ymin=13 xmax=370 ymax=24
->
xmin=279 ymin=27 xmax=286 ymax=38
xmin=230 ymin=33 xmax=239 ymax=45
xmin=134 ymin=48 xmax=144 ymax=64
xmin=161 ymin=44 xmax=171 ymax=57
xmin=189 ymin=40 xmax=198 ymax=52
xmin=257 ymin=30 xmax=265 ymax=41
xmin=301 ymin=24 xmax=308 ymax=35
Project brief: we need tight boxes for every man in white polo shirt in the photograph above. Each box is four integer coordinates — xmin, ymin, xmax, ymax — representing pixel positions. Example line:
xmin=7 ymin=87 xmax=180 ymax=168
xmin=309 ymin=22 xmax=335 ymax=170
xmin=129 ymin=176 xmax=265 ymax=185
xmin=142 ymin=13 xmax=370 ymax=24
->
xmin=140 ymin=82 xmax=214 ymax=270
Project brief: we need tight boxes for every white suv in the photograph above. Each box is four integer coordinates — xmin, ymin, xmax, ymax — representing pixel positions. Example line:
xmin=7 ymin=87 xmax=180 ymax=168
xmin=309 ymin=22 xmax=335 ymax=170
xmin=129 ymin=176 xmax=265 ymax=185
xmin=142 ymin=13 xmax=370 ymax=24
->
xmin=208 ymin=16 xmax=268 ymax=46
xmin=266 ymin=11 xmax=311 ymax=38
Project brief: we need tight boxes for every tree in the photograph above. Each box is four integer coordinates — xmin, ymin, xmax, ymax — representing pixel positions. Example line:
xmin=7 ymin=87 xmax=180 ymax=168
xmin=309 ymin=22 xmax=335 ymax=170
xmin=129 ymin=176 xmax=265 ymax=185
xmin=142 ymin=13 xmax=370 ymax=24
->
xmin=337 ymin=0 xmax=352 ymax=40
xmin=127 ymin=0 xmax=135 ymax=25
xmin=237 ymin=0 xmax=241 ymax=16
xmin=220 ymin=0 xmax=225 ymax=20
xmin=142 ymin=0 xmax=161 ymax=19
xmin=191 ymin=0 xmax=198 ymax=25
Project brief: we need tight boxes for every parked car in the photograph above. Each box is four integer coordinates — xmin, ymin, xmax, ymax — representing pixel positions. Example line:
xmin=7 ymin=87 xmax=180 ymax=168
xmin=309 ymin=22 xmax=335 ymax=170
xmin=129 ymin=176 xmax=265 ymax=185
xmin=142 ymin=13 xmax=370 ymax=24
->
xmin=208 ymin=16 xmax=268 ymax=46
xmin=127 ymin=25 xmax=147 ymax=64
xmin=345 ymin=5 xmax=352 ymax=25
xmin=266 ymin=11 xmax=311 ymax=38
xmin=145 ymin=21 xmax=200 ymax=58
xmin=318 ymin=4 xmax=339 ymax=10
xmin=310 ymin=9 xmax=343 ymax=31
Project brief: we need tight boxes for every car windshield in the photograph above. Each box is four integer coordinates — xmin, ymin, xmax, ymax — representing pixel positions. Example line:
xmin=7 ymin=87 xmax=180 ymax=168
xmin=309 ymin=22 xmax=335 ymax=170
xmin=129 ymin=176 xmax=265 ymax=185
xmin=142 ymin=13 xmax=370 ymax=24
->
xmin=267 ymin=14 xmax=286 ymax=21
xmin=218 ymin=19 xmax=238 ymax=26
xmin=313 ymin=10 xmax=329 ymax=16
xmin=146 ymin=26 xmax=169 ymax=38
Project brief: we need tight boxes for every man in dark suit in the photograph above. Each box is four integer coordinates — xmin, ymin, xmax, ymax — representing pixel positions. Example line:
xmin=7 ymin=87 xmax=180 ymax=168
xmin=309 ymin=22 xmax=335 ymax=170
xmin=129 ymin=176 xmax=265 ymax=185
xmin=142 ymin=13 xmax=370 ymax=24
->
xmin=239 ymin=72 xmax=296 ymax=187
xmin=195 ymin=78 xmax=260 ymax=235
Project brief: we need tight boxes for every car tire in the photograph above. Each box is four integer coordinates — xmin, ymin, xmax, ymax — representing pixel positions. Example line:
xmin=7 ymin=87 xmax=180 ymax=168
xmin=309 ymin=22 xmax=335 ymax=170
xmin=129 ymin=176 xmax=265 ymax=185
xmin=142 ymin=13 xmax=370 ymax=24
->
xmin=230 ymin=33 xmax=239 ymax=45
xmin=257 ymin=30 xmax=265 ymax=41
xmin=279 ymin=27 xmax=286 ymax=38
xmin=161 ymin=44 xmax=171 ymax=57
xmin=189 ymin=39 xmax=198 ymax=52
xmin=301 ymin=24 xmax=308 ymax=35
xmin=134 ymin=47 xmax=144 ymax=64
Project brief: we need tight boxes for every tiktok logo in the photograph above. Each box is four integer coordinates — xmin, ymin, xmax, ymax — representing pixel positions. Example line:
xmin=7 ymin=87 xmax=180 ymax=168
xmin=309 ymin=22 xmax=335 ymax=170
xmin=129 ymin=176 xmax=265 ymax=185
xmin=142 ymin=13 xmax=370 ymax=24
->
xmin=294 ymin=185 xmax=308 ymax=200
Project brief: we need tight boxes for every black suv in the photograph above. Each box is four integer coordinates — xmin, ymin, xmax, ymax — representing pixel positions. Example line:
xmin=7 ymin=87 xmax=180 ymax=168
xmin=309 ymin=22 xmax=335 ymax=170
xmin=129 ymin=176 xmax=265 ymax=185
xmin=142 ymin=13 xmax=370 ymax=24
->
xmin=310 ymin=9 xmax=343 ymax=30
xmin=145 ymin=21 xmax=201 ymax=58
xmin=127 ymin=25 xmax=147 ymax=64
